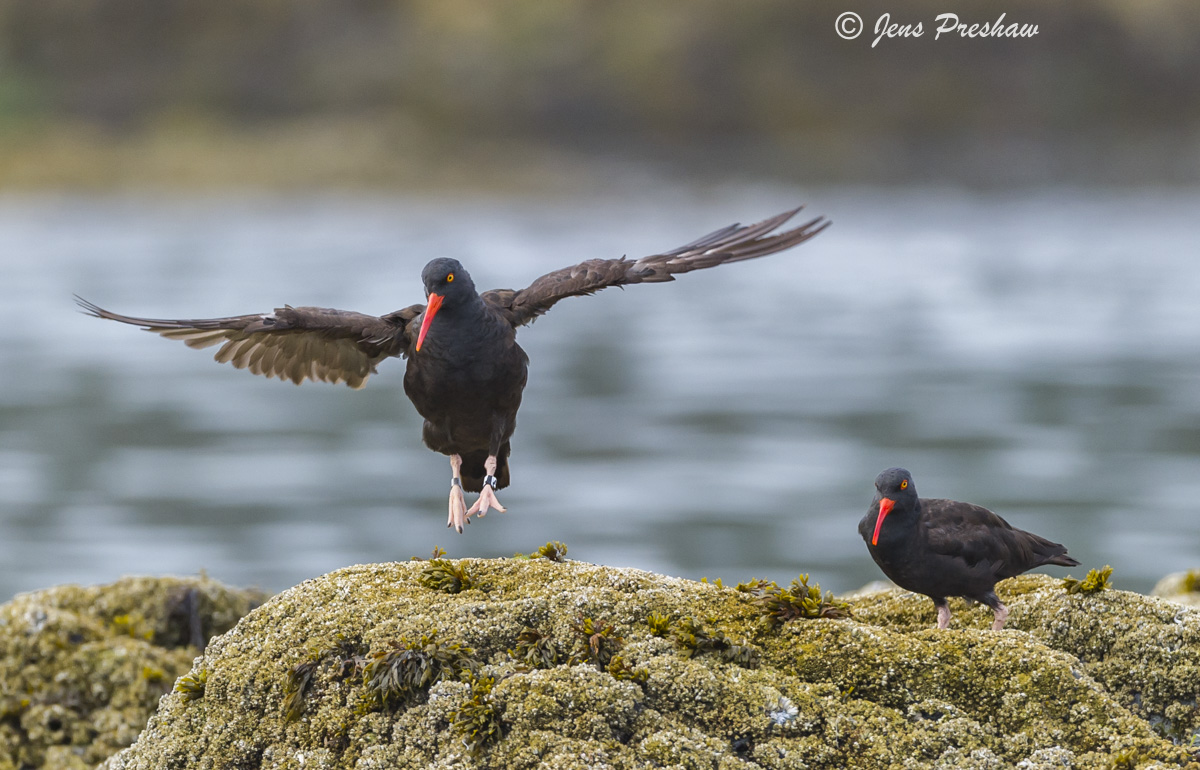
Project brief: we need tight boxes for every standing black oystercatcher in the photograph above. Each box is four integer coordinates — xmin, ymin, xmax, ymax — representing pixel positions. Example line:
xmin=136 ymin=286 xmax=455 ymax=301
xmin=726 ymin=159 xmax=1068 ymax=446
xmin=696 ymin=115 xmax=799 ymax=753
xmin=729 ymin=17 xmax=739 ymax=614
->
xmin=78 ymin=207 xmax=828 ymax=532
xmin=859 ymin=467 xmax=1079 ymax=630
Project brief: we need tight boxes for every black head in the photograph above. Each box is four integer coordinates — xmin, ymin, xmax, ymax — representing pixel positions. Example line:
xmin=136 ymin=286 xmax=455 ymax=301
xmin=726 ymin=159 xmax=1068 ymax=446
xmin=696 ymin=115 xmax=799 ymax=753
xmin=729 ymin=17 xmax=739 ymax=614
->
xmin=415 ymin=258 xmax=480 ymax=352
xmin=874 ymin=467 xmax=917 ymax=502
xmin=421 ymin=258 xmax=477 ymax=306
xmin=866 ymin=467 xmax=919 ymax=546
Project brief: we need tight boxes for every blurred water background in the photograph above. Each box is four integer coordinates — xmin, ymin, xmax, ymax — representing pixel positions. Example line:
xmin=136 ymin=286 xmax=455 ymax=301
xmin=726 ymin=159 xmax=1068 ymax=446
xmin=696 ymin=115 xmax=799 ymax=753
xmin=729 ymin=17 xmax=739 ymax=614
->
xmin=1 ymin=0 xmax=1199 ymax=600
xmin=2 ymin=186 xmax=1199 ymax=599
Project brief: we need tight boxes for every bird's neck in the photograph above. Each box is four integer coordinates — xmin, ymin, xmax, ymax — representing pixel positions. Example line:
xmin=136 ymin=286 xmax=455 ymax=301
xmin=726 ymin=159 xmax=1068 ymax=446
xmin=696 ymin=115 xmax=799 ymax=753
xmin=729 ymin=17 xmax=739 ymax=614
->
xmin=874 ymin=500 xmax=921 ymax=551
xmin=439 ymin=294 xmax=489 ymax=325
xmin=418 ymin=294 xmax=502 ymax=358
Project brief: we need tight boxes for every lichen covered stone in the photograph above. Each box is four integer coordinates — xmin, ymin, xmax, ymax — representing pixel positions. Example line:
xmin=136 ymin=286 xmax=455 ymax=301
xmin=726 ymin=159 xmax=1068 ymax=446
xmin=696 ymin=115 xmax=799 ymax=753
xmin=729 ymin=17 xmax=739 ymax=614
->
xmin=98 ymin=560 xmax=1200 ymax=769
xmin=0 ymin=575 xmax=265 ymax=769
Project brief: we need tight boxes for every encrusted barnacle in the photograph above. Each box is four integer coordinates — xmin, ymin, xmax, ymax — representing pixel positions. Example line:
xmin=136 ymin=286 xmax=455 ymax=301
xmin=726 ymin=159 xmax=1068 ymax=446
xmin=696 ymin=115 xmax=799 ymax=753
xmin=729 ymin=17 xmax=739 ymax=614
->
xmin=363 ymin=632 xmax=480 ymax=709
xmin=1063 ymin=565 xmax=1113 ymax=595
xmin=737 ymin=574 xmax=851 ymax=628
xmin=672 ymin=617 xmax=759 ymax=668
xmin=418 ymin=559 xmax=475 ymax=594
xmin=531 ymin=541 xmax=569 ymax=562
xmin=510 ymin=626 xmax=561 ymax=668
xmin=568 ymin=617 xmax=624 ymax=669
xmin=767 ymin=695 xmax=799 ymax=727
xmin=174 ymin=668 xmax=208 ymax=701
xmin=607 ymin=655 xmax=648 ymax=684
xmin=646 ymin=611 xmax=671 ymax=637
xmin=449 ymin=675 xmax=504 ymax=754
xmin=283 ymin=658 xmax=319 ymax=722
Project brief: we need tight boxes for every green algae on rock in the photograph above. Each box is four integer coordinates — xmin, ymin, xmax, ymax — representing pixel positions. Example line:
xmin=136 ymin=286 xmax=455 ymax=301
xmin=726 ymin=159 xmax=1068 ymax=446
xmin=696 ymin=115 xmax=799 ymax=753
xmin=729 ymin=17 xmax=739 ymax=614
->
xmin=0 ymin=575 xmax=265 ymax=769
xmin=99 ymin=561 xmax=1200 ymax=769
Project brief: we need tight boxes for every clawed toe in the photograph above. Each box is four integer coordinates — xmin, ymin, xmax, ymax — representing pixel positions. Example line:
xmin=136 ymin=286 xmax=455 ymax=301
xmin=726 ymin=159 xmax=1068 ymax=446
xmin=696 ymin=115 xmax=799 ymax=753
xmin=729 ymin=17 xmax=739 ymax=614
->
xmin=466 ymin=485 xmax=507 ymax=518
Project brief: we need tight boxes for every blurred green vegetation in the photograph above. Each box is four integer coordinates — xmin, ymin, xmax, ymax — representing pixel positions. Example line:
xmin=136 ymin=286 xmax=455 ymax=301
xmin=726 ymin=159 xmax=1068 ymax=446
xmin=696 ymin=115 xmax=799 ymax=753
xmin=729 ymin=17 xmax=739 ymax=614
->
xmin=1 ymin=0 xmax=1197 ymax=188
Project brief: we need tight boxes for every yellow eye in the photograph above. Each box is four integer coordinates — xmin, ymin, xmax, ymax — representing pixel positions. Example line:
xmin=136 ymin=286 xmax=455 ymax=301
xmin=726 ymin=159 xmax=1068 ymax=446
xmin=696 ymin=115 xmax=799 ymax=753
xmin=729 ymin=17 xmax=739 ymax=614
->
xmin=446 ymin=273 xmax=455 ymax=283
xmin=900 ymin=479 xmax=909 ymax=490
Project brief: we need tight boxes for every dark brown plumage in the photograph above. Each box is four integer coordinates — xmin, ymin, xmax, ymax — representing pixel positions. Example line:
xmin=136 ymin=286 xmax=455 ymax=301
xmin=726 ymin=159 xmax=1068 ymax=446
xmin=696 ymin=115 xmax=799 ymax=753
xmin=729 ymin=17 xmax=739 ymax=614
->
xmin=79 ymin=206 xmax=828 ymax=532
xmin=859 ymin=467 xmax=1079 ymax=630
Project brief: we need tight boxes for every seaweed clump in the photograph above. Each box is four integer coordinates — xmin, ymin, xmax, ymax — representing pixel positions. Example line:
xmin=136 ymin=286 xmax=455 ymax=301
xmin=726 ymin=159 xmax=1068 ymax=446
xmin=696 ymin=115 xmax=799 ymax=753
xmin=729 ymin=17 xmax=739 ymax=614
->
xmin=672 ymin=617 xmax=759 ymax=668
xmin=606 ymin=655 xmax=649 ymax=684
xmin=738 ymin=574 xmax=852 ymax=629
xmin=449 ymin=675 xmax=504 ymax=754
xmin=1183 ymin=570 xmax=1200 ymax=594
xmin=568 ymin=617 xmax=624 ymax=669
xmin=510 ymin=626 xmax=561 ymax=668
xmin=174 ymin=669 xmax=207 ymax=702
xmin=646 ymin=611 xmax=671 ymax=637
xmin=1063 ymin=565 xmax=1114 ymax=595
xmin=363 ymin=632 xmax=480 ymax=709
xmin=530 ymin=541 xmax=569 ymax=562
xmin=418 ymin=559 xmax=475 ymax=594
xmin=283 ymin=658 xmax=319 ymax=722
xmin=280 ymin=635 xmax=369 ymax=723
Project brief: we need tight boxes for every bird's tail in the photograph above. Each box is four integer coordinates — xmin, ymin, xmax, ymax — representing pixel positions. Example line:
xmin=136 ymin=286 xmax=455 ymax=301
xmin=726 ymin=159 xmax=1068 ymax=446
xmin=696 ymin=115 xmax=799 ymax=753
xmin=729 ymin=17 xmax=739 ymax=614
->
xmin=460 ymin=444 xmax=511 ymax=493
xmin=1045 ymin=553 xmax=1080 ymax=568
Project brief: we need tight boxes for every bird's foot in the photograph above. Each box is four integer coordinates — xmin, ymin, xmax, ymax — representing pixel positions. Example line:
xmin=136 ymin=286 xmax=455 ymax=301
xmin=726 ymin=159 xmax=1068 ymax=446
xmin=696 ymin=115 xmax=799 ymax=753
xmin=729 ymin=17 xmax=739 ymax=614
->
xmin=467 ymin=475 xmax=507 ymax=519
xmin=991 ymin=603 xmax=1009 ymax=631
xmin=447 ymin=482 xmax=469 ymax=533
xmin=936 ymin=604 xmax=951 ymax=630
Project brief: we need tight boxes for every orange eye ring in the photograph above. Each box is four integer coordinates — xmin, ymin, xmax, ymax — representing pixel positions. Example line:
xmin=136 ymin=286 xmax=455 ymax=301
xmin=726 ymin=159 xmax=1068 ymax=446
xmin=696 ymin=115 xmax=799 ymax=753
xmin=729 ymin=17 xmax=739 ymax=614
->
xmin=446 ymin=273 xmax=455 ymax=283
xmin=900 ymin=479 xmax=908 ymax=490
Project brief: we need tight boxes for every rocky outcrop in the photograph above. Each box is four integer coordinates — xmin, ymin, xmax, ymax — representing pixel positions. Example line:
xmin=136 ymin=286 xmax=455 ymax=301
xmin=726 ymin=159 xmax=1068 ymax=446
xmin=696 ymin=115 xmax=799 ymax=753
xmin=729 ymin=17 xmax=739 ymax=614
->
xmin=96 ymin=558 xmax=1200 ymax=769
xmin=0 ymin=575 xmax=265 ymax=770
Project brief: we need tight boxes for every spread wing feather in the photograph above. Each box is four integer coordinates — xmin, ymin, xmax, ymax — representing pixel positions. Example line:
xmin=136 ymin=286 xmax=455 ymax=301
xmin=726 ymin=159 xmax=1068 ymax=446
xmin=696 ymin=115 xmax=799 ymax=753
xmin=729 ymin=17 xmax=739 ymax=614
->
xmin=75 ymin=296 xmax=420 ymax=388
xmin=481 ymin=206 xmax=829 ymax=327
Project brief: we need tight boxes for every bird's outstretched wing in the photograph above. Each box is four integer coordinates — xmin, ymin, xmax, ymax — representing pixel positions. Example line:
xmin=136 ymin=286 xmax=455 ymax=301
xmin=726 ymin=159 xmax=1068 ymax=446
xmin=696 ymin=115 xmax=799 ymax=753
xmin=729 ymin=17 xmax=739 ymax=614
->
xmin=76 ymin=297 xmax=422 ymax=388
xmin=481 ymin=206 xmax=829 ymax=328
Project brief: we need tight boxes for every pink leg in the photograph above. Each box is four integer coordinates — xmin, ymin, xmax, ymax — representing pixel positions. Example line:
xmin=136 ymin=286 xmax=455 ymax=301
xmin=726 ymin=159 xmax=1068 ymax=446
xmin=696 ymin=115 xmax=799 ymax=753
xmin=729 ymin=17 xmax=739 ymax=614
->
xmin=991 ymin=603 xmax=1009 ymax=631
xmin=466 ymin=455 xmax=507 ymax=519
xmin=447 ymin=455 xmax=469 ymax=533
xmin=936 ymin=604 xmax=951 ymax=629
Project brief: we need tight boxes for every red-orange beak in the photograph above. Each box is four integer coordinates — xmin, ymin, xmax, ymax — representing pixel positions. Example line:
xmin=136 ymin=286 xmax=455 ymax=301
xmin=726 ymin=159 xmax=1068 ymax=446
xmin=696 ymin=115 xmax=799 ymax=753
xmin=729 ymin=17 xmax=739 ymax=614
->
xmin=871 ymin=497 xmax=895 ymax=546
xmin=415 ymin=293 xmax=444 ymax=352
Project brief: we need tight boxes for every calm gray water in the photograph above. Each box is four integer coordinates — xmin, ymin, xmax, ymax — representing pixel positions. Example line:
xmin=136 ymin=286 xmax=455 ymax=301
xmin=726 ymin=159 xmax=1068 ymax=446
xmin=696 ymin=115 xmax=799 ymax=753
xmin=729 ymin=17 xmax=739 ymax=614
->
xmin=1 ymin=186 xmax=1199 ymax=601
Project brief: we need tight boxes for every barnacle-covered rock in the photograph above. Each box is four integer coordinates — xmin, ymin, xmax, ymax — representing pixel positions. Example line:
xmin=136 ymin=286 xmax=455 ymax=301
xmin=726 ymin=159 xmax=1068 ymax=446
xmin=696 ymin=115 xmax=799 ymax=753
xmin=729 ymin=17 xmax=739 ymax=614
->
xmin=99 ymin=560 xmax=1200 ymax=769
xmin=849 ymin=573 xmax=1200 ymax=753
xmin=0 ymin=575 xmax=265 ymax=769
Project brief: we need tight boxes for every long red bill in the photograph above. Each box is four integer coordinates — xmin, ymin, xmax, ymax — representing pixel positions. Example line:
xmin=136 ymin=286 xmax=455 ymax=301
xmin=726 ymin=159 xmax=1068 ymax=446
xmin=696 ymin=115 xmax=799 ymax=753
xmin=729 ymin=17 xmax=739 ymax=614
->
xmin=871 ymin=497 xmax=895 ymax=546
xmin=415 ymin=293 xmax=444 ymax=352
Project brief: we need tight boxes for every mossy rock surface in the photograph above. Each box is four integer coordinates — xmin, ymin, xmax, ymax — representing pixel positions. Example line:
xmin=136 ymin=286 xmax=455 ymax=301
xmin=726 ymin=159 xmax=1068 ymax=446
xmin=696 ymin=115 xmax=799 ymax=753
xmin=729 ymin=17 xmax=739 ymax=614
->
xmin=100 ymin=561 xmax=1200 ymax=769
xmin=0 ymin=575 xmax=266 ymax=770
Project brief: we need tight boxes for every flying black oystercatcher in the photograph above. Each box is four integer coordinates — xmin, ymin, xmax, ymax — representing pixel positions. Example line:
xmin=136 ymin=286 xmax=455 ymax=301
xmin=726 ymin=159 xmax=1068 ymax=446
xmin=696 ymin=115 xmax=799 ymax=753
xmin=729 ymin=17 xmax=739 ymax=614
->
xmin=859 ymin=467 xmax=1079 ymax=630
xmin=78 ymin=207 xmax=828 ymax=532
